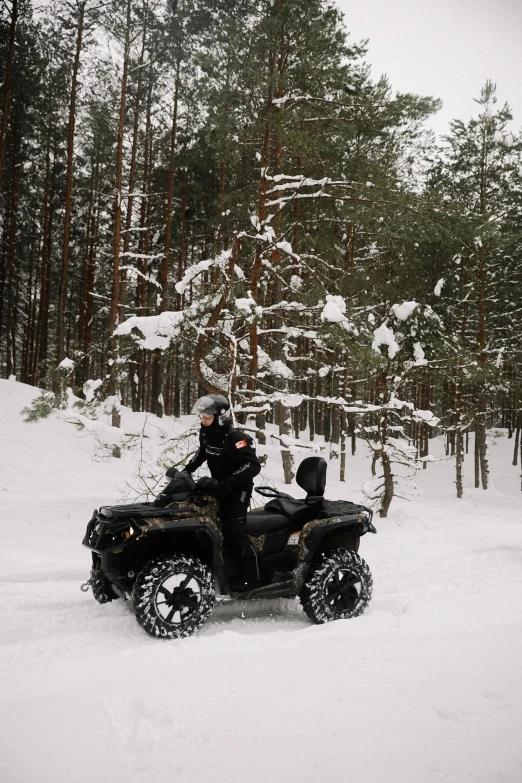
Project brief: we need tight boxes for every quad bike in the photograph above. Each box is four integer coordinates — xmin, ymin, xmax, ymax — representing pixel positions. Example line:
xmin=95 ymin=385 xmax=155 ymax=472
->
xmin=82 ymin=456 xmax=376 ymax=639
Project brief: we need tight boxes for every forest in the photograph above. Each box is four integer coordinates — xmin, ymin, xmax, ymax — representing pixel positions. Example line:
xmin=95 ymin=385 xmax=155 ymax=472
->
xmin=1 ymin=0 xmax=521 ymax=514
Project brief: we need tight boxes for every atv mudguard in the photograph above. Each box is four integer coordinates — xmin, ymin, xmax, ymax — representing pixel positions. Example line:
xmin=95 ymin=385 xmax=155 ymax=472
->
xmin=297 ymin=510 xmax=376 ymax=564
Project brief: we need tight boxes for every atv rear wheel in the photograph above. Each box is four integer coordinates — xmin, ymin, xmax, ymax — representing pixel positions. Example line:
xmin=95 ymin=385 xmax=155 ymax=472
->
xmin=90 ymin=564 xmax=117 ymax=604
xmin=132 ymin=554 xmax=215 ymax=639
xmin=300 ymin=548 xmax=372 ymax=624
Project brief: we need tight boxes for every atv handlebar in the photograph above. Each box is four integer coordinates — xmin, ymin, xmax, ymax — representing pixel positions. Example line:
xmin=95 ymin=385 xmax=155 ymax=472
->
xmin=254 ymin=486 xmax=283 ymax=498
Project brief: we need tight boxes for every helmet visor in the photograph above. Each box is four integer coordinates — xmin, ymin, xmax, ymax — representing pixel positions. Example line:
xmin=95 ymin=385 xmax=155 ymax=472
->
xmin=191 ymin=395 xmax=218 ymax=416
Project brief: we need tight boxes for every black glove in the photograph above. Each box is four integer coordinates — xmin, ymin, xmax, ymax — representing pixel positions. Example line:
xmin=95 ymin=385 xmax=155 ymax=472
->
xmin=195 ymin=477 xmax=219 ymax=496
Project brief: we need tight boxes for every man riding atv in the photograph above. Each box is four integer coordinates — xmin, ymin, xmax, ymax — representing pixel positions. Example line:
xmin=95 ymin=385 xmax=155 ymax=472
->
xmin=183 ymin=394 xmax=261 ymax=590
xmin=82 ymin=396 xmax=376 ymax=639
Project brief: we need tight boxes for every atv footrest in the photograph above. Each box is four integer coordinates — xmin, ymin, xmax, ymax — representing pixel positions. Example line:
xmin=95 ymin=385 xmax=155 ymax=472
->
xmin=230 ymin=579 xmax=296 ymax=601
xmin=271 ymin=571 xmax=292 ymax=584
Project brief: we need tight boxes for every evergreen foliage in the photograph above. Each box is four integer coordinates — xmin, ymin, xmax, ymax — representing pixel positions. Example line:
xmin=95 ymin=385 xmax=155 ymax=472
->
xmin=1 ymin=0 xmax=521 ymax=513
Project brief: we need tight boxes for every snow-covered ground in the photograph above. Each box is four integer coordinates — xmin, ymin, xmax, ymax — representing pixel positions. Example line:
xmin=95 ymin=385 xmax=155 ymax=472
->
xmin=1 ymin=377 xmax=521 ymax=783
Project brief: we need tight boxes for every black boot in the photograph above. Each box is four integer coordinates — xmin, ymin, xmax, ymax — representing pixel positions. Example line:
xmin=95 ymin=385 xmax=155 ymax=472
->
xmin=229 ymin=544 xmax=260 ymax=591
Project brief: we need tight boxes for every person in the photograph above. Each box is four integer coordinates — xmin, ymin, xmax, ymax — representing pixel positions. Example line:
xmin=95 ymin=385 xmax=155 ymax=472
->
xmin=184 ymin=393 xmax=261 ymax=590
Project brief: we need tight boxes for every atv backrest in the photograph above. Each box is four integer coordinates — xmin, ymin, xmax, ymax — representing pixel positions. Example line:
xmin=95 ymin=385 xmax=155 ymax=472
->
xmin=296 ymin=456 xmax=327 ymax=499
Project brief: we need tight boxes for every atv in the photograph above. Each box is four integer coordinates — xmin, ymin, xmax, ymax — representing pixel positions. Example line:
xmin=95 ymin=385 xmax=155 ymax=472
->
xmin=82 ymin=456 xmax=376 ymax=639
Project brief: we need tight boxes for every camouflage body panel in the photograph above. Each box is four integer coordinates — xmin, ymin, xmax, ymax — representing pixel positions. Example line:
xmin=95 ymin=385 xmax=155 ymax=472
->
xmin=297 ymin=519 xmax=323 ymax=560
xmin=297 ymin=516 xmax=364 ymax=560
xmin=249 ymin=533 xmax=267 ymax=553
xmin=136 ymin=496 xmax=222 ymax=537
xmin=168 ymin=496 xmax=222 ymax=536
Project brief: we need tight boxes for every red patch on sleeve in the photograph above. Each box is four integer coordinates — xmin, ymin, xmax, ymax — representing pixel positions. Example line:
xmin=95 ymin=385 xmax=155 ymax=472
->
xmin=235 ymin=440 xmax=247 ymax=449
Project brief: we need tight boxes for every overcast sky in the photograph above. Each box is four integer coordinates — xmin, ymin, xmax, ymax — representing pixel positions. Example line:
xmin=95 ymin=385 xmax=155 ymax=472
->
xmin=336 ymin=0 xmax=522 ymax=136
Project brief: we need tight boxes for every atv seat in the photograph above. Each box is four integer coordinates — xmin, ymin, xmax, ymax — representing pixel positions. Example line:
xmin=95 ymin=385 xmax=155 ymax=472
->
xmin=244 ymin=508 xmax=294 ymax=537
xmin=255 ymin=456 xmax=327 ymax=526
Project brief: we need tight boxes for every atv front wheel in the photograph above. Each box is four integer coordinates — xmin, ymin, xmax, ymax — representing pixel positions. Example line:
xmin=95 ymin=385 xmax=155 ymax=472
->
xmin=132 ymin=555 xmax=215 ymax=639
xmin=300 ymin=548 xmax=372 ymax=624
xmin=90 ymin=564 xmax=117 ymax=604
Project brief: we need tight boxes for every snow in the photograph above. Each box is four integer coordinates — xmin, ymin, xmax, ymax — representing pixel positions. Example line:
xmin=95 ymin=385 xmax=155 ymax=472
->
xmin=391 ymin=300 xmax=418 ymax=321
xmin=275 ymin=240 xmax=299 ymax=260
xmin=413 ymin=341 xmax=427 ymax=366
xmin=321 ymin=293 xmax=346 ymax=323
xmin=173 ymin=250 xmax=239 ymax=296
xmin=321 ymin=295 xmax=358 ymax=334
xmin=270 ymin=359 xmax=294 ymax=379
xmin=372 ymin=322 xmax=400 ymax=358
xmin=434 ymin=278 xmax=445 ymax=296
xmin=83 ymin=377 xmax=103 ymax=402
xmin=1 ymin=379 xmax=522 ymax=783
xmin=270 ymin=392 xmax=304 ymax=408
xmin=116 ymin=311 xmax=185 ymax=350
xmin=175 ymin=258 xmax=215 ymax=294
xmin=257 ymin=348 xmax=294 ymax=379
xmin=58 ymin=357 xmax=75 ymax=371
xmin=235 ymin=294 xmax=256 ymax=314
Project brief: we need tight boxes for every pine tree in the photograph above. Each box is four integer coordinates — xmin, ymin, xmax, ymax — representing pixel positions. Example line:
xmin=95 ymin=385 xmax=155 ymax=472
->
xmin=428 ymin=81 xmax=522 ymax=492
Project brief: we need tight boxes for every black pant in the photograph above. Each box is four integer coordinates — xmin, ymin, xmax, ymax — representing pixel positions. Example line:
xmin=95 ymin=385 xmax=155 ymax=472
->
xmin=219 ymin=487 xmax=258 ymax=579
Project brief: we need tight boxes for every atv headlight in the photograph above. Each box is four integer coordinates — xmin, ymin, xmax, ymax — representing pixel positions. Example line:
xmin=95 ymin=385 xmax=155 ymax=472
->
xmin=99 ymin=507 xmax=114 ymax=518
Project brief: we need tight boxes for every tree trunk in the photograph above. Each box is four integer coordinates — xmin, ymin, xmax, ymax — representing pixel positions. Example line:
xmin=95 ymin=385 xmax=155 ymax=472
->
xmin=255 ymin=411 xmax=267 ymax=448
xmin=456 ymin=428 xmax=463 ymax=499
xmin=78 ymin=144 xmax=100 ymax=388
xmin=474 ymin=427 xmax=480 ymax=488
xmin=57 ymin=1 xmax=85 ymax=364
xmin=475 ymin=126 xmax=489 ymax=490
xmin=35 ymin=131 xmax=55 ymax=384
xmin=120 ymin=16 xmax=147 ymax=323
xmin=5 ymin=122 xmax=20 ymax=378
xmin=513 ymin=421 xmax=520 ymax=466
xmin=176 ymin=163 xmax=189 ymax=307
xmin=308 ymin=382 xmax=315 ymax=440
xmin=21 ymin=241 xmax=37 ymax=383
xmin=340 ymin=409 xmax=347 ymax=482
xmin=247 ymin=37 xmax=277 ymax=400
xmin=278 ymin=402 xmax=294 ymax=484
xmin=133 ymin=70 xmax=154 ymax=412
xmin=377 ymin=384 xmax=394 ymax=517
xmin=109 ymin=0 xmax=132 ymax=455
xmin=151 ymin=50 xmax=181 ymax=419
xmin=0 ymin=0 xmax=18 ymax=195
xmin=380 ymin=451 xmax=394 ymax=518
xmin=159 ymin=52 xmax=181 ymax=311
xmin=478 ymin=420 xmax=489 ymax=490
xmin=193 ymin=234 xmax=239 ymax=393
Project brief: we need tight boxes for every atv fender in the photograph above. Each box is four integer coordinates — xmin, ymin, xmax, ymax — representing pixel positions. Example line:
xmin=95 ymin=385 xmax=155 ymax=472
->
xmin=145 ymin=518 xmax=229 ymax=592
xmin=297 ymin=513 xmax=376 ymax=564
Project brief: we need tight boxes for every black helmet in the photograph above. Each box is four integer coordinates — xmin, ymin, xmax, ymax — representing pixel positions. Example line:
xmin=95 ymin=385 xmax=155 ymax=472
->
xmin=191 ymin=394 xmax=231 ymax=426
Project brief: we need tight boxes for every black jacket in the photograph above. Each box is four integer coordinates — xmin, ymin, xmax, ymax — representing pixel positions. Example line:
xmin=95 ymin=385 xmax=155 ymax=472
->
xmin=185 ymin=421 xmax=261 ymax=489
